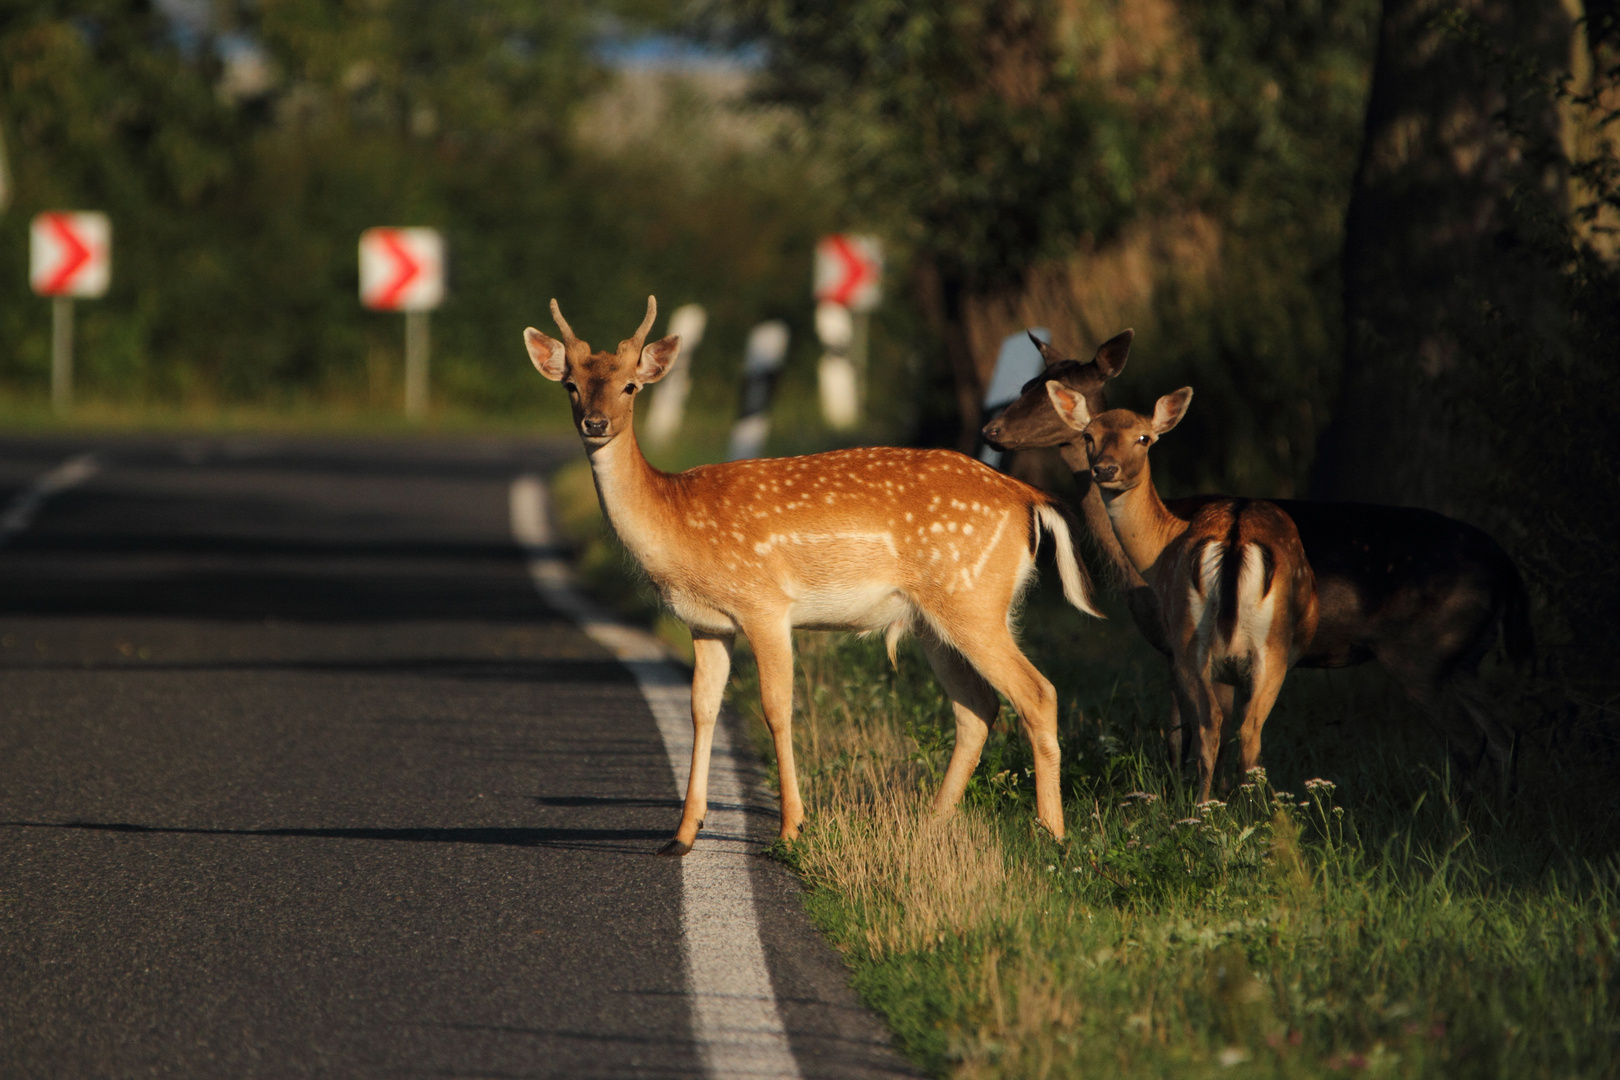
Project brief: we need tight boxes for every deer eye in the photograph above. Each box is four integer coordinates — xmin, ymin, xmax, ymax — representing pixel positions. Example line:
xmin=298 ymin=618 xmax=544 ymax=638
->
xmin=1137 ymin=434 xmax=1151 ymax=445
xmin=624 ymin=383 xmax=637 ymax=395
xmin=563 ymin=381 xmax=578 ymax=395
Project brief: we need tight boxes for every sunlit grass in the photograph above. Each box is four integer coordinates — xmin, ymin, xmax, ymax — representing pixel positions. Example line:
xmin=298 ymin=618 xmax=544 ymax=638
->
xmin=728 ymin=587 xmax=1620 ymax=1078
xmin=548 ymin=449 xmax=1620 ymax=1079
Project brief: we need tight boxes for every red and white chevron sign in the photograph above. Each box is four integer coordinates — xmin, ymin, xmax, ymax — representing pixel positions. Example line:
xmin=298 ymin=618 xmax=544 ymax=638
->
xmin=813 ymin=234 xmax=883 ymax=312
xmin=359 ymin=227 xmax=444 ymax=311
xmin=30 ymin=212 xmax=111 ymax=298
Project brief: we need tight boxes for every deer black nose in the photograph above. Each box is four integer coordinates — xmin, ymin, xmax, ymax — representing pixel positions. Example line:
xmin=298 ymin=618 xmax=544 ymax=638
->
xmin=1091 ymin=463 xmax=1118 ymax=482
xmin=582 ymin=417 xmax=609 ymax=438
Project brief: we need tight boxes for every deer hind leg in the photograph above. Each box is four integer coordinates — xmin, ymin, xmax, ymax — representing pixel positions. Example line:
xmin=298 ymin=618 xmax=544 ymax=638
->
xmin=1165 ymin=667 xmax=1187 ymax=772
xmin=661 ymin=631 xmax=734 ymax=857
xmin=1234 ymin=655 xmax=1283 ymax=780
xmin=746 ymin=619 xmax=806 ymax=841
xmin=1380 ymin=651 xmax=1492 ymax=794
xmin=949 ymin=626 xmax=1064 ymax=839
xmin=917 ymin=632 xmax=1000 ymax=819
xmin=1176 ymin=662 xmax=1224 ymax=804
xmin=1450 ymin=670 xmax=1519 ymax=799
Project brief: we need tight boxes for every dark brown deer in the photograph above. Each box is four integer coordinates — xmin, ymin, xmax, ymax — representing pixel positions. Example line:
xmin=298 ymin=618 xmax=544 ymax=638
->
xmin=982 ymin=333 xmax=1532 ymax=792
xmin=1048 ymin=384 xmax=1319 ymax=800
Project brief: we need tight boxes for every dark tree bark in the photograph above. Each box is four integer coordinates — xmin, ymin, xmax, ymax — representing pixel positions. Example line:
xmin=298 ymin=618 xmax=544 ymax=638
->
xmin=1312 ymin=0 xmax=1573 ymax=514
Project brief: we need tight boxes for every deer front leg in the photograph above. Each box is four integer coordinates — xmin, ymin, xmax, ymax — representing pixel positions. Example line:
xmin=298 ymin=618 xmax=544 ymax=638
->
xmin=660 ymin=631 xmax=734 ymax=857
xmin=918 ymin=634 xmax=999 ymax=818
xmin=747 ymin=621 xmax=805 ymax=841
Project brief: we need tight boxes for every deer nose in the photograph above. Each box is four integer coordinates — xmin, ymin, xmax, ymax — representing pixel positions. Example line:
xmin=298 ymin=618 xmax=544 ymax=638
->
xmin=582 ymin=416 xmax=609 ymax=438
xmin=981 ymin=421 xmax=1004 ymax=448
xmin=1091 ymin=462 xmax=1118 ymax=483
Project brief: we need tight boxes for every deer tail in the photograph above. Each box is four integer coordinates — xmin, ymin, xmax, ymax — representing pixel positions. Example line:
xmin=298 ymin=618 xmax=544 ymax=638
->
xmin=1035 ymin=501 xmax=1104 ymax=619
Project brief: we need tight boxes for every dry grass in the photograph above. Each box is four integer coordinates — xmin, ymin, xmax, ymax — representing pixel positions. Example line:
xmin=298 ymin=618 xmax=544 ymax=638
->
xmin=726 ymin=599 xmax=1620 ymax=1079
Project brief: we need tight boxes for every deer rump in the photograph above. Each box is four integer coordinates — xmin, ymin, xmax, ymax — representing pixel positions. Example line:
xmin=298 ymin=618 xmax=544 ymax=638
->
xmin=1160 ymin=499 xmax=1317 ymax=686
xmin=1154 ymin=496 xmax=1529 ymax=672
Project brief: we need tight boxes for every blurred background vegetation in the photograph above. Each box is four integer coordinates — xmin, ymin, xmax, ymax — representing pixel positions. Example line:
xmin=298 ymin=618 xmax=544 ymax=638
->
xmin=1 ymin=0 xmax=1616 ymax=661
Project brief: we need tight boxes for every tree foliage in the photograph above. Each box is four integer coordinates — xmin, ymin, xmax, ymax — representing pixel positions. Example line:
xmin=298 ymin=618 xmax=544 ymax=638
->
xmin=719 ymin=0 xmax=1378 ymax=487
xmin=0 ymin=1 xmax=829 ymax=415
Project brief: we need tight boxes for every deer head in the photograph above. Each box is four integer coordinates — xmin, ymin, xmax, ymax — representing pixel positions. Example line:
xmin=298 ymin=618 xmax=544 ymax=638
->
xmin=980 ymin=329 xmax=1134 ymax=451
xmin=1046 ymin=383 xmax=1192 ymax=491
xmin=524 ymin=296 xmax=680 ymax=446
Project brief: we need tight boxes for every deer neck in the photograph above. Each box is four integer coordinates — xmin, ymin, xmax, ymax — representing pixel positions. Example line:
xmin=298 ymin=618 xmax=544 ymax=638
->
xmin=1099 ymin=468 xmax=1186 ymax=579
xmin=584 ymin=422 xmax=679 ymax=574
xmin=1060 ymin=441 xmax=1148 ymax=591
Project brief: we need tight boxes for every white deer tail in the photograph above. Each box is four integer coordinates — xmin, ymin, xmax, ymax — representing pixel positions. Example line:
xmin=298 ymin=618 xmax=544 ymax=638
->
xmin=1035 ymin=502 xmax=1104 ymax=619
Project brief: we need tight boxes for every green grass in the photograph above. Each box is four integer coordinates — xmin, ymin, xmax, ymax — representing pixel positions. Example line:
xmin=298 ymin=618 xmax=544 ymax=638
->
xmin=726 ymin=588 xmax=1620 ymax=1079
xmin=548 ymin=443 xmax=1620 ymax=1079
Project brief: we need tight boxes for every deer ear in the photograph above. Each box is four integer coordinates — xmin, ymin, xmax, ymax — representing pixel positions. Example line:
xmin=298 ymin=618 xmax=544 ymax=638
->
xmin=1094 ymin=329 xmax=1133 ymax=379
xmin=525 ymin=328 xmax=566 ymax=381
xmin=637 ymin=335 xmax=680 ymax=384
xmin=1151 ymin=386 xmax=1193 ymax=434
xmin=1030 ymin=331 xmax=1067 ymax=368
xmin=1046 ymin=381 xmax=1092 ymax=430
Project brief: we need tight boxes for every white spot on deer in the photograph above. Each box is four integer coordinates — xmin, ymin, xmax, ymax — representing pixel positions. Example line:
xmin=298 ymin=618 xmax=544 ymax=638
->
xmin=905 ymin=512 xmax=913 ymax=522
xmin=930 ymin=522 xmax=944 ymax=534
xmin=947 ymin=522 xmax=958 ymax=533
xmin=963 ymin=523 xmax=974 ymax=536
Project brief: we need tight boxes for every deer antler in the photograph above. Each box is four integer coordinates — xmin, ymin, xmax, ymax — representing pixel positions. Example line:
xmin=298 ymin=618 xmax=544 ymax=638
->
xmin=630 ymin=295 xmax=657 ymax=351
xmin=549 ymin=299 xmax=578 ymax=346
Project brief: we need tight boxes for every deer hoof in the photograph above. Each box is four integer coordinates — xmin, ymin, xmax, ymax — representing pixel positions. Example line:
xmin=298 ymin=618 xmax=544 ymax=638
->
xmin=657 ymin=838 xmax=692 ymax=857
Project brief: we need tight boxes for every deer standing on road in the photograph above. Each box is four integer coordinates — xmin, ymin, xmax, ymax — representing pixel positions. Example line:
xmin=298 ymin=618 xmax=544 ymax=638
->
xmin=982 ymin=333 xmax=1531 ymax=793
xmin=525 ymin=297 xmax=1101 ymax=853
xmin=1047 ymin=384 xmax=1319 ymax=801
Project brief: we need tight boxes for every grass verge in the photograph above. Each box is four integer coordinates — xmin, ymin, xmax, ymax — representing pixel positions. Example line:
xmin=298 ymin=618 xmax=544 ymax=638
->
xmin=551 ymin=459 xmax=1620 ymax=1079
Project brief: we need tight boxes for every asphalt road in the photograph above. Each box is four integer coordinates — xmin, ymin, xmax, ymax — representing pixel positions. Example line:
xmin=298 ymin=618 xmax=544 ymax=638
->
xmin=0 ymin=434 xmax=914 ymax=1080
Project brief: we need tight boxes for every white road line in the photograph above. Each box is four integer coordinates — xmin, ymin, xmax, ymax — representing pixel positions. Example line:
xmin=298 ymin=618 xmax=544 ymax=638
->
xmin=510 ymin=475 xmax=802 ymax=1080
xmin=0 ymin=453 xmax=99 ymax=546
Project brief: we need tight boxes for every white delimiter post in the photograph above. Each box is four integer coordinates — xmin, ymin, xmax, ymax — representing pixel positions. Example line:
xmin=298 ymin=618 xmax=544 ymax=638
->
xmin=404 ymin=310 xmax=430 ymax=419
xmin=51 ymin=296 xmax=73 ymax=414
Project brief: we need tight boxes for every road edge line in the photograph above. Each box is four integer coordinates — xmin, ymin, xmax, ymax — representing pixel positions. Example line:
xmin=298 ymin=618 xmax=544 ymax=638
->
xmin=0 ymin=452 xmax=99 ymax=545
xmin=510 ymin=474 xmax=802 ymax=1080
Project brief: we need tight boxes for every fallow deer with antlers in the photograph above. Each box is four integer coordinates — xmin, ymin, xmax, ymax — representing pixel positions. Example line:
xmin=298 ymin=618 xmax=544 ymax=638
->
xmin=1047 ymin=383 xmax=1319 ymax=801
xmin=525 ymin=297 xmax=1101 ymax=852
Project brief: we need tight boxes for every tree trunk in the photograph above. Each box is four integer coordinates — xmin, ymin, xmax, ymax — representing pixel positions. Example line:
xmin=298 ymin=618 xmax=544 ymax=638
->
xmin=1312 ymin=0 xmax=1573 ymax=513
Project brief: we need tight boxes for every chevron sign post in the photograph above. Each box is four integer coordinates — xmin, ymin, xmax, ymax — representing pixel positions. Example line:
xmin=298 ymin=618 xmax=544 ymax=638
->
xmin=31 ymin=211 xmax=112 ymax=414
xmin=360 ymin=227 xmax=444 ymax=418
xmin=812 ymin=234 xmax=882 ymax=429
xmin=813 ymin=234 xmax=882 ymax=312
